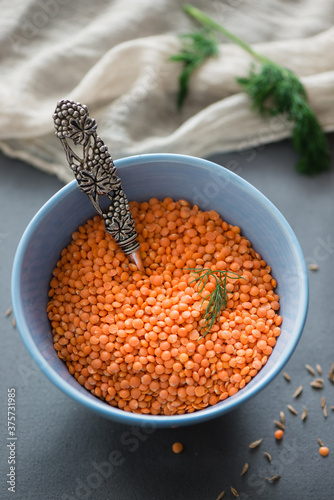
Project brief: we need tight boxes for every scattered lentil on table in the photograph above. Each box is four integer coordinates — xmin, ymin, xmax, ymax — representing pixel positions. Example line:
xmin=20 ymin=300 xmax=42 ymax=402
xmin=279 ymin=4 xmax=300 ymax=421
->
xmin=274 ymin=429 xmax=284 ymax=440
xmin=172 ymin=442 xmax=184 ymax=454
xmin=319 ymin=446 xmax=329 ymax=457
xmin=47 ymin=197 xmax=281 ymax=415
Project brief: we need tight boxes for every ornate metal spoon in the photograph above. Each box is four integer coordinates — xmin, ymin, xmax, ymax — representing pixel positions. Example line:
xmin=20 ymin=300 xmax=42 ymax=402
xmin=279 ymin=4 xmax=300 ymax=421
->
xmin=53 ymin=99 xmax=144 ymax=272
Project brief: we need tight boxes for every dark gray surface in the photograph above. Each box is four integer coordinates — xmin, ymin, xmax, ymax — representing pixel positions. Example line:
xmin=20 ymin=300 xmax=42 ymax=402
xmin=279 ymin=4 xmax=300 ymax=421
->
xmin=1 ymin=137 xmax=334 ymax=500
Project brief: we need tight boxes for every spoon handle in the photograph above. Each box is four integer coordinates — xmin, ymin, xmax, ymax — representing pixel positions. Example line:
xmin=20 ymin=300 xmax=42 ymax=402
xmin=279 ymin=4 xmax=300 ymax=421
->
xmin=53 ymin=99 xmax=144 ymax=271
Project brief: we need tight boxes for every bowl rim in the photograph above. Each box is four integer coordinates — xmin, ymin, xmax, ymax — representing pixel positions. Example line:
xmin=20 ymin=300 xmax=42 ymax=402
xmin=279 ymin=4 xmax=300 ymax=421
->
xmin=11 ymin=153 xmax=309 ymax=427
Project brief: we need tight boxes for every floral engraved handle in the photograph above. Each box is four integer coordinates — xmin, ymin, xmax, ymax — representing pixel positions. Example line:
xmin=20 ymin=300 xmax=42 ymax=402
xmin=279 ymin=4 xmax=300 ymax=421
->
xmin=53 ymin=100 xmax=139 ymax=255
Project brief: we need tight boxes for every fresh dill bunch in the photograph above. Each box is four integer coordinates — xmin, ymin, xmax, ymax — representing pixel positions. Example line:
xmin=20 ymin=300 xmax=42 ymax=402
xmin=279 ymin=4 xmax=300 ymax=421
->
xmin=172 ymin=4 xmax=330 ymax=175
xmin=170 ymin=28 xmax=219 ymax=109
xmin=187 ymin=267 xmax=242 ymax=338
xmin=237 ymin=63 xmax=330 ymax=175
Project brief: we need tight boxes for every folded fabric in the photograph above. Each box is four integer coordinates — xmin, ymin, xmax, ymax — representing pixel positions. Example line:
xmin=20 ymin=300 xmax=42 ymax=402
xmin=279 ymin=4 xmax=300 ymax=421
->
xmin=0 ymin=0 xmax=333 ymax=182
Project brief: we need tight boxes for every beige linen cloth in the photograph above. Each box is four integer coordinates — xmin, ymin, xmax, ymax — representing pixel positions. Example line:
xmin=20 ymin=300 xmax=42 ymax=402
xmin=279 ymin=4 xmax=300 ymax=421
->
xmin=0 ymin=0 xmax=334 ymax=183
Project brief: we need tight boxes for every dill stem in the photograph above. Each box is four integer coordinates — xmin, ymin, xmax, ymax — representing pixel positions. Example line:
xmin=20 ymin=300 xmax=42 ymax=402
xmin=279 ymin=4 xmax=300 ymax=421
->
xmin=187 ymin=267 xmax=243 ymax=337
xmin=183 ymin=4 xmax=267 ymax=63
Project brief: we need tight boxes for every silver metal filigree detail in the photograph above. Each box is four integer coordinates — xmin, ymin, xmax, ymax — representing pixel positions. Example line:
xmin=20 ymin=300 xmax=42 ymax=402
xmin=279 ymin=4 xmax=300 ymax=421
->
xmin=53 ymin=99 xmax=139 ymax=255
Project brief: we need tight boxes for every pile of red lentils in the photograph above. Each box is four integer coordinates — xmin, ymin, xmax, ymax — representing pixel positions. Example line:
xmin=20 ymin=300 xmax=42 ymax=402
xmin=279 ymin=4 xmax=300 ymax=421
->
xmin=47 ymin=197 xmax=281 ymax=415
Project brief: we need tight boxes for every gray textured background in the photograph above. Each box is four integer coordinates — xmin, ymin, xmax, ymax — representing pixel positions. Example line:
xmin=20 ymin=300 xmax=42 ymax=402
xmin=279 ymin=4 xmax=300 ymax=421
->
xmin=1 ymin=135 xmax=334 ymax=499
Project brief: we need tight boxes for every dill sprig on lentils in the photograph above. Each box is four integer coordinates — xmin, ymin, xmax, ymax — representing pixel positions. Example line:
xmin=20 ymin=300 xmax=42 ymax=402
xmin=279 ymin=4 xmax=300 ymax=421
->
xmin=187 ymin=267 xmax=243 ymax=338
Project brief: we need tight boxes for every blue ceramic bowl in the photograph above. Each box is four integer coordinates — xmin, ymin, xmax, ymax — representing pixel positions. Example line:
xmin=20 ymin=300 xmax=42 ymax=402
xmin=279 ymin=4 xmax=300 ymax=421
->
xmin=12 ymin=154 xmax=308 ymax=427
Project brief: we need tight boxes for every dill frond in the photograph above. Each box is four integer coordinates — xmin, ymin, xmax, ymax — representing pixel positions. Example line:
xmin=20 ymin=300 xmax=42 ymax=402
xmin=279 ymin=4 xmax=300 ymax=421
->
xmin=237 ymin=63 xmax=330 ymax=175
xmin=170 ymin=29 xmax=219 ymax=109
xmin=187 ymin=267 xmax=242 ymax=337
xmin=171 ymin=4 xmax=331 ymax=175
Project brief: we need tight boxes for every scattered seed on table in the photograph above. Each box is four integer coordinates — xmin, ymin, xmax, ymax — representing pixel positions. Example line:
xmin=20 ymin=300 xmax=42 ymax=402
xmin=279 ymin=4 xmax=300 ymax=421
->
xmin=319 ymin=446 xmax=329 ymax=457
xmin=328 ymin=364 xmax=334 ymax=384
xmin=318 ymin=438 xmax=324 ymax=447
xmin=321 ymin=397 xmax=326 ymax=408
xmin=323 ymin=404 xmax=328 ymax=418
xmin=249 ymin=438 xmax=262 ymax=449
xmin=266 ymin=475 xmax=281 ymax=482
xmin=12 ymin=317 xmax=16 ymax=328
xmin=307 ymin=263 xmax=319 ymax=271
xmin=172 ymin=442 xmax=183 ymax=454
xmin=316 ymin=364 xmax=323 ymax=376
xmin=310 ymin=379 xmax=324 ymax=389
xmin=264 ymin=452 xmax=272 ymax=463
xmin=301 ymin=406 xmax=307 ymax=421
xmin=5 ymin=307 xmax=12 ymax=317
xmin=215 ymin=491 xmax=225 ymax=500
xmin=293 ymin=385 xmax=303 ymax=398
xmin=241 ymin=462 xmax=249 ymax=475
xmin=230 ymin=486 xmax=239 ymax=497
xmin=283 ymin=372 xmax=291 ymax=382
xmin=287 ymin=404 xmax=298 ymax=416
xmin=274 ymin=420 xmax=285 ymax=430
xmin=280 ymin=411 xmax=285 ymax=425
xmin=305 ymin=364 xmax=316 ymax=376
xmin=275 ymin=429 xmax=284 ymax=440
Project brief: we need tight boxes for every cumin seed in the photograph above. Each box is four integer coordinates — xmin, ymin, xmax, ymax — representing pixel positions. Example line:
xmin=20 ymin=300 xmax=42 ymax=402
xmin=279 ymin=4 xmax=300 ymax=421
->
xmin=287 ymin=404 xmax=298 ymax=416
xmin=230 ymin=487 xmax=239 ymax=497
xmin=274 ymin=420 xmax=285 ymax=430
xmin=215 ymin=491 xmax=225 ymax=500
xmin=266 ymin=475 xmax=281 ymax=482
xmin=12 ymin=317 xmax=16 ymax=328
xmin=280 ymin=411 xmax=285 ymax=425
xmin=249 ymin=438 xmax=262 ymax=449
xmin=310 ymin=379 xmax=324 ymax=389
xmin=241 ymin=462 xmax=249 ymax=475
xmin=321 ymin=397 xmax=326 ymax=408
xmin=318 ymin=438 xmax=324 ymax=447
xmin=301 ymin=406 xmax=307 ymax=421
xmin=283 ymin=372 xmax=291 ymax=382
xmin=293 ymin=385 xmax=303 ymax=398
xmin=328 ymin=363 xmax=334 ymax=384
xmin=264 ymin=451 xmax=272 ymax=463
xmin=305 ymin=364 xmax=316 ymax=376
xmin=307 ymin=263 xmax=319 ymax=271
xmin=323 ymin=404 xmax=328 ymax=418
xmin=5 ymin=306 xmax=12 ymax=317
xmin=316 ymin=364 xmax=323 ymax=375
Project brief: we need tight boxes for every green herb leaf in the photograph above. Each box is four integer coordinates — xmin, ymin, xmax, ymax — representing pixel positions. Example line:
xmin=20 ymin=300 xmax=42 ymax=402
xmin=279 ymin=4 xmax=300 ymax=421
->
xmin=173 ymin=4 xmax=331 ymax=175
xmin=187 ymin=267 xmax=243 ymax=337
xmin=237 ymin=63 xmax=330 ymax=175
xmin=170 ymin=29 xmax=219 ymax=109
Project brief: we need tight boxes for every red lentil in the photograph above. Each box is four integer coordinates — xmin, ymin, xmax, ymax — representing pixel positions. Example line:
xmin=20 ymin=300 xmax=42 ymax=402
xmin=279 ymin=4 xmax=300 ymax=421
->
xmin=47 ymin=197 xmax=281 ymax=416
xmin=274 ymin=429 xmax=284 ymax=440
xmin=172 ymin=442 xmax=184 ymax=454
xmin=319 ymin=446 xmax=329 ymax=457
